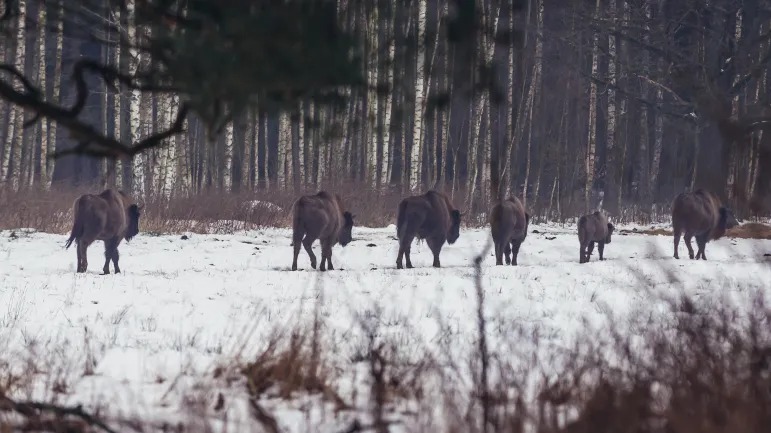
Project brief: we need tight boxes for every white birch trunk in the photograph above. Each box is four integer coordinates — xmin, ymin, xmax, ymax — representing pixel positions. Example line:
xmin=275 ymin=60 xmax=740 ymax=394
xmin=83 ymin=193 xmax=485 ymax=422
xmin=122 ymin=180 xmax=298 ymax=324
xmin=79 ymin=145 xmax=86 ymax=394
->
xmin=35 ymin=4 xmax=48 ymax=186
xmin=585 ymin=0 xmax=601 ymax=212
xmin=409 ymin=0 xmax=427 ymax=191
xmin=297 ymin=105 xmax=306 ymax=186
xmin=154 ymin=97 xmax=167 ymax=196
xmin=2 ymin=0 xmax=26 ymax=189
xmin=367 ymin=9 xmax=379 ymax=188
xmin=162 ymin=96 xmax=178 ymax=198
xmin=112 ymin=7 xmax=123 ymax=189
xmin=260 ymin=114 xmax=270 ymax=190
xmin=606 ymin=0 xmax=617 ymax=204
xmin=243 ymin=112 xmax=253 ymax=190
xmin=278 ymin=113 xmax=290 ymax=189
xmin=381 ymin=11 xmax=396 ymax=188
xmin=726 ymin=8 xmax=743 ymax=201
xmin=45 ymin=0 xmax=64 ymax=189
xmin=522 ymin=0 xmax=544 ymax=206
xmin=465 ymin=6 xmax=499 ymax=208
xmin=223 ymin=121 xmax=234 ymax=192
xmin=127 ymin=0 xmax=145 ymax=198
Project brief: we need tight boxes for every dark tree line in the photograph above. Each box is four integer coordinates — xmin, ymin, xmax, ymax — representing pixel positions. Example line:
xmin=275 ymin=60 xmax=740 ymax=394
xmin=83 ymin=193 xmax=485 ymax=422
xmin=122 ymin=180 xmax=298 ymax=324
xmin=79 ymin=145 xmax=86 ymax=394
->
xmin=0 ymin=0 xmax=769 ymax=221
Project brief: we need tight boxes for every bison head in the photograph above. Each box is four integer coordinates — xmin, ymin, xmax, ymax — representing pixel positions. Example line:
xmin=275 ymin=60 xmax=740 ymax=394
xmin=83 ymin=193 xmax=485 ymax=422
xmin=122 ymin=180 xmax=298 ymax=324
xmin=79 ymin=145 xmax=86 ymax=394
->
xmin=605 ymin=223 xmax=614 ymax=244
xmin=126 ymin=204 xmax=141 ymax=242
xmin=448 ymin=209 xmax=462 ymax=244
xmin=339 ymin=211 xmax=355 ymax=246
xmin=719 ymin=207 xmax=739 ymax=230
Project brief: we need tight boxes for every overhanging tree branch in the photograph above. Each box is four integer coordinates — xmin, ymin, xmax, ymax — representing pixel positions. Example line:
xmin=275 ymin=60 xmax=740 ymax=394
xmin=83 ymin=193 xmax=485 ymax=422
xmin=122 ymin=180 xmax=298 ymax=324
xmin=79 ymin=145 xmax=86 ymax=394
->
xmin=0 ymin=58 xmax=187 ymax=159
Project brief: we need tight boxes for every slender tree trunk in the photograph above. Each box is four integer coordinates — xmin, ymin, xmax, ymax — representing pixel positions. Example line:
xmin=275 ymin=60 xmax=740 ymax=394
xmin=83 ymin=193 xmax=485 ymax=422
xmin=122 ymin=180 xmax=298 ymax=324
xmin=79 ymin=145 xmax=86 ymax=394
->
xmin=45 ymin=0 xmax=64 ymax=189
xmin=381 ymin=11 xmax=396 ymax=189
xmin=127 ymin=0 xmax=146 ymax=198
xmin=410 ymin=0 xmax=427 ymax=191
xmin=522 ymin=0 xmax=544 ymax=208
xmin=605 ymin=0 xmax=618 ymax=214
xmin=585 ymin=0 xmax=601 ymax=213
xmin=726 ymin=8 xmax=743 ymax=202
xmin=278 ymin=113 xmax=290 ymax=189
xmin=2 ymin=0 xmax=27 ymax=190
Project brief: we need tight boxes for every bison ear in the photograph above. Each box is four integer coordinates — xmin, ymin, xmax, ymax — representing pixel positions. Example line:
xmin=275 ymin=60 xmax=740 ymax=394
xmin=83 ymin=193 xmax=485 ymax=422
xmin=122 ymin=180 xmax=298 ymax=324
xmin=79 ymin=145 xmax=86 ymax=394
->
xmin=525 ymin=213 xmax=531 ymax=222
xmin=607 ymin=223 xmax=614 ymax=231
xmin=719 ymin=207 xmax=728 ymax=219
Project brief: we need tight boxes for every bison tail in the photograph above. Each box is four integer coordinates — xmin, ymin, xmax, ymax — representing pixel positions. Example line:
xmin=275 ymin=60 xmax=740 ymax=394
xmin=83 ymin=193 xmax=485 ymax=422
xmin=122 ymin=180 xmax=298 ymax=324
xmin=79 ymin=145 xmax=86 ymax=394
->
xmin=64 ymin=199 xmax=85 ymax=249
xmin=577 ymin=215 xmax=588 ymax=244
xmin=396 ymin=201 xmax=409 ymax=241
xmin=291 ymin=198 xmax=305 ymax=240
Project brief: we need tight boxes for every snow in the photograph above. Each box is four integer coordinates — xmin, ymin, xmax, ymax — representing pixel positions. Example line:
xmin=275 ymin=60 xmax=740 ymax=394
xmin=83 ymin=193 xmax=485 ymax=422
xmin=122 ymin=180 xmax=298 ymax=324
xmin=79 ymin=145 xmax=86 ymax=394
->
xmin=0 ymin=223 xmax=770 ymax=431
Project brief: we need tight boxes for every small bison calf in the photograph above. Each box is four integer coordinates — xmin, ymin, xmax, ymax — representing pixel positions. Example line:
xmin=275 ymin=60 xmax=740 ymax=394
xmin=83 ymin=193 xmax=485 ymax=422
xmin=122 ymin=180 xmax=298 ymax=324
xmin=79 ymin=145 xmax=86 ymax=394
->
xmin=489 ymin=197 xmax=530 ymax=266
xmin=577 ymin=210 xmax=614 ymax=264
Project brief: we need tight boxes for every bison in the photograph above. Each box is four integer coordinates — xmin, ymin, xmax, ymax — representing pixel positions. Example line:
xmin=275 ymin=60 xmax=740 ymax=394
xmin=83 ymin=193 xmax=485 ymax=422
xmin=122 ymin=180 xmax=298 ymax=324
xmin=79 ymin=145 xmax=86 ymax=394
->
xmin=490 ymin=197 xmax=530 ymax=266
xmin=291 ymin=191 xmax=354 ymax=271
xmin=395 ymin=190 xmax=462 ymax=269
xmin=64 ymin=189 xmax=142 ymax=274
xmin=671 ymin=189 xmax=739 ymax=260
xmin=577 ymin=210 xmax=614 ymax=263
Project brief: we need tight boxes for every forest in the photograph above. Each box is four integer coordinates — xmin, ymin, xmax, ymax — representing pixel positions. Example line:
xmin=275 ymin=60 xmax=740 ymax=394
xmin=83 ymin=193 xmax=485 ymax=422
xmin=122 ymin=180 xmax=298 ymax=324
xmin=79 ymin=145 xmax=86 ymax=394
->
xmin=0 ymin=0 xmax=770 ymax=223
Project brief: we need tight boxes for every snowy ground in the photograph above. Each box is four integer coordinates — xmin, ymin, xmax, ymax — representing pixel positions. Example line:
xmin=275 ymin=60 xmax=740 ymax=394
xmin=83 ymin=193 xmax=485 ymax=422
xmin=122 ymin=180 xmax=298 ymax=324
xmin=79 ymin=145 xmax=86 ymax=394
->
xmin=1 ymin=222 xmax=770 ymax=431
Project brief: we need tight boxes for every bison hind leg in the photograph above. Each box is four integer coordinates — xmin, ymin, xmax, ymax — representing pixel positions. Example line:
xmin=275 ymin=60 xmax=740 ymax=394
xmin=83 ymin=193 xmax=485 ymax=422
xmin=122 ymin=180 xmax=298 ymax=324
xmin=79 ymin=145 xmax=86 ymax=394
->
xmin=579 ymin=242 xmax=588 ymax=264
xmin=586 ymin=242 xmax=595 ymax=260
xmin=396 ymin=233 xmax=416 ymax=270
xmin=319 ymin=237 xmax=335 ymax=272
xmin=695 ymin=233 xmax=709 ymax=260
xmin=102 ymin=237 xmax=120 ymax=275
xmin=76 ymin=239 xmax=93 ymax=273
xmin=503 ymin=242 xmax=512 ymax=265
xmin=302 ymin=237 xmax=317 ymax=269
xmin=597 ymin=242 xmax=605 ymax=261
xmin=292 ymin=232 xmax=305 ymax=271
xmin=493 ymin=238 xmax=505 ymax=266
xmin=673 ymin=228 xmax=682 ymax=259
xmin=509 ymin=240 xmax=522 ymax=266
xmin=426 ymin=236 xmax=444 ymax=268
xmin=683 ymin=234 xmax=695 ymax=259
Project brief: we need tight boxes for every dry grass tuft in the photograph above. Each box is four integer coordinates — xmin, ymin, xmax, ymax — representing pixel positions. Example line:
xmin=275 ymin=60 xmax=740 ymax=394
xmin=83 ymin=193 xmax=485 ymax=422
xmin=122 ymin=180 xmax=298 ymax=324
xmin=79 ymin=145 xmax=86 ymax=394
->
xmin=241 ymin=330 xmax=346 ymax=409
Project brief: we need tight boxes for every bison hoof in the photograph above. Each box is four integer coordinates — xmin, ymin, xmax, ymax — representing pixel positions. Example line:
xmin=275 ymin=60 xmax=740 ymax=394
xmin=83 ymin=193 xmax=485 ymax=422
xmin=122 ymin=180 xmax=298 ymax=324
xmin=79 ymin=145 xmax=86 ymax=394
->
xmin=310 ymin=262 xmax=317 ymax=269
xmin=406 ymin=264 xmax=414 ymax=269
xmin=396 ymin=263 xmax=403 ymax=269
xmin=291 ymin=264 xmax=298 ymax=271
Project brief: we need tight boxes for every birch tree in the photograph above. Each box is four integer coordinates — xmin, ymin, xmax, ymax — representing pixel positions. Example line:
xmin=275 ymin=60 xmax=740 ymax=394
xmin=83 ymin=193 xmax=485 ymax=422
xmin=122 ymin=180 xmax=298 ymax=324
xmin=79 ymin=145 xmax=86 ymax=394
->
xmin=127 ymin=0 xmax=145 ymax=198
xmin=410 ymin=0 xmax=427 ymax=191
xmin=585 ymin=0 xmax=601 ymax=212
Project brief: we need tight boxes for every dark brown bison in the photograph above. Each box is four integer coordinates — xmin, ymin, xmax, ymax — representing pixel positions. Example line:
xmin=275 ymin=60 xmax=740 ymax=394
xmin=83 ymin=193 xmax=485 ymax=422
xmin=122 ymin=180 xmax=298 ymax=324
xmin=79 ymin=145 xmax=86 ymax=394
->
xmin=577 ymin=210 xmax=614 ymax=263
xmin=671 ymin=189 xmax=739 ymax=260
xmin=395 ymin=190 xmax=462 ymax=269
xmin=291 ymin=191 xmax=354 ymax=271
xmin=64 ymin=189 xmax=142 ymax=274
xmin=490 ymin=197 xmax=530 ymax=266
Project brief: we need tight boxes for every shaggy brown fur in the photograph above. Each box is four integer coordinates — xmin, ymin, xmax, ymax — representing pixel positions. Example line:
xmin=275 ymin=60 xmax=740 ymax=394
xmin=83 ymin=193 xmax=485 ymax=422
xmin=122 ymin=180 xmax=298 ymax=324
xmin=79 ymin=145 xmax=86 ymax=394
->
xmin=291 ymin=191 xmax=354 ymax=271
xmin=489 ymin=197 xmax=530 ymax=266
xmin=395 ymin=190 xmax=462 ymax=269
xmin=577 ymin=210 xmax=614 ymax=264
xmin=671 ymin=189 xmax=739 ymax=260
xmin=64 ymin=189 xmax=142 ymax=274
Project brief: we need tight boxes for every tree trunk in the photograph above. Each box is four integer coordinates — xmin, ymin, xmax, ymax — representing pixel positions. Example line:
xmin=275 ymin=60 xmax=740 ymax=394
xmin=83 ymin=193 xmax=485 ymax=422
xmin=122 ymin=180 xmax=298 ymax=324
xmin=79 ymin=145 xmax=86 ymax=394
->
xmin=409 ymin=0 xmax=427 ymax=191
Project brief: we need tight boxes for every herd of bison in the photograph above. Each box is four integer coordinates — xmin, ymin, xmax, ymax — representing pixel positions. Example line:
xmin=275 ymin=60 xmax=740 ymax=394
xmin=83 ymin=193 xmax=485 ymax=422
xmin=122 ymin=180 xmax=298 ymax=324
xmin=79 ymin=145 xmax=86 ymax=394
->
xmin=62 ymin=188 xmax=741 ymax=274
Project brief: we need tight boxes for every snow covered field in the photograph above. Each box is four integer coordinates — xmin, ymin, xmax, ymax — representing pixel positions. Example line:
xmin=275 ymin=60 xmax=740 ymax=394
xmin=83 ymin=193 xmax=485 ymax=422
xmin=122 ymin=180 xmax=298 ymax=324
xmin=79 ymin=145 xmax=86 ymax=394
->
xmin=1 ymin=222 xmax=770 ymax=431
